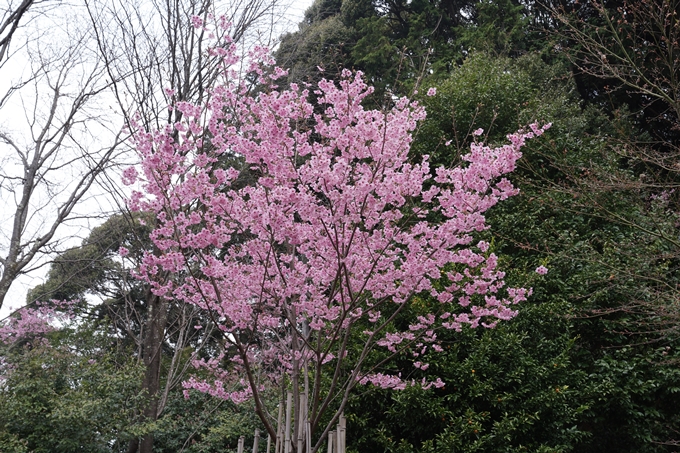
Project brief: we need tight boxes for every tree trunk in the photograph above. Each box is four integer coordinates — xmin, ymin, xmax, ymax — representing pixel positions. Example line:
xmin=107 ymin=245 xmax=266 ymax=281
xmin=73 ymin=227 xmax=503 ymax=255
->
xmin=128 ymin=290 xmax=169 ymax=453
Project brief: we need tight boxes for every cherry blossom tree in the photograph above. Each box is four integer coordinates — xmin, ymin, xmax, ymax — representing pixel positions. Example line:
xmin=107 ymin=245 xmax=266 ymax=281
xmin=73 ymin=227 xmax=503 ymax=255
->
xmin=0 ymin=299 xmax=75 ymax=393
xmin=128 ymin=39 xmax=549 ymax=453
xmin=0 ymin=300 xmax=74 ymax=350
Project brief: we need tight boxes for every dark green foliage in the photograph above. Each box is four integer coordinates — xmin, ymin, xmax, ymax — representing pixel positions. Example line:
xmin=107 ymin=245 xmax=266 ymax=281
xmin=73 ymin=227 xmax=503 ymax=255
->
xmin=0 ymin=318 xmax=267 ymax=453
xmin=451 ymin=0 xmax=538 ymax=61
xmin=488 ymin=169 xmax=680 ymax=452
xmin=275 ymin=0 xmax=538 ymax=102
xmin=413 ymin=53 xmax=552 ymax=166
xmin=348 ymin=299 xmax=588 ymax=453
xmin=27 ymin=213 xmax=155 ymax=349
xmin=152 ymin=390 xmax=266 ymax=453
xmin=0 ymin=329 xmax=146 ymax=452
xmin=27 ymin=212 xmax=153 ymax=304
xmin=275 ymin=13 xmax=353 ymax=86
xmin=484 ymin=61 xmax=680 ymax=451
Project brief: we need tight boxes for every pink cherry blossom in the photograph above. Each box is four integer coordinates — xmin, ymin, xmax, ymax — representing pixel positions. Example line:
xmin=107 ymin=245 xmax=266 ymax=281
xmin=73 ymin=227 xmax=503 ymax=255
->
xmin=190 ymin=15 xmax=204 ymax=29
xmin=128 ymin=38 xmax=549 ymax=449
xmin=0 ymin=300 xmax=77 ymax=361
xmin=122 ymin=167 xmax=138 ymax=186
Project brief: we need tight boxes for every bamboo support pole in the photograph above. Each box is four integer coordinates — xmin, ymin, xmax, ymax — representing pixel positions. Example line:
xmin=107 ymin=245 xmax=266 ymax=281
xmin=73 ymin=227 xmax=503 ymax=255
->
xmin=284 ymin=391 xmax=293 ymax=453
xmin=253 ymin=429 xmax=260 ymax=453
xmin=327 ymin=430 xmax=335 ymax=453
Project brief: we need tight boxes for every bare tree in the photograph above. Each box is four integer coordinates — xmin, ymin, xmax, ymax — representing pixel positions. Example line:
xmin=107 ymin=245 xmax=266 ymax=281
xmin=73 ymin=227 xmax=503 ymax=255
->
xmin=550 ymin=0 xmax=680 ymax=122
xmin=0 ymin=7 xmax=127 ymax=313
xmin=86 ymin=0 xmax=287 ymax=131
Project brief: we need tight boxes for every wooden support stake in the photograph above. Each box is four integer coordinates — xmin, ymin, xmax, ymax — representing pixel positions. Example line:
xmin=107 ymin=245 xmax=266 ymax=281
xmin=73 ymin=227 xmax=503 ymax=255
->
xmin=238 ymin=436 xmax=245 ymax=453
xmin=338 ymin=413 xmax=346 ymax=453
xmin=297 ymin=393 xmax=305 ymax=453
xmin=342 ymin=413 xmax=347 ymax=453
xmin=284 ymin=391 xmax=293 ymax=453
xmin=275 ymin=399 xmax=284 ymax=453
xmin=253 ymin=429 xmax=260 ymax=453
xmin=327 ymin=430 xmax=335 ymax=453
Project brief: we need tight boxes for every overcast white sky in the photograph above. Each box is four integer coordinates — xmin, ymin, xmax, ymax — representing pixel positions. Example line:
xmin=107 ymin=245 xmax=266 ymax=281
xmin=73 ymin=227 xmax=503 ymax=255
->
xmin=0 ymin=0 xmax=314 ymax=320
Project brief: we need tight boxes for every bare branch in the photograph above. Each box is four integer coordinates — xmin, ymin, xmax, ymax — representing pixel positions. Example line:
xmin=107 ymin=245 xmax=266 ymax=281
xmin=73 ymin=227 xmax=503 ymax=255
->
xmin=0 ymin=0 xmax=36 ymax=62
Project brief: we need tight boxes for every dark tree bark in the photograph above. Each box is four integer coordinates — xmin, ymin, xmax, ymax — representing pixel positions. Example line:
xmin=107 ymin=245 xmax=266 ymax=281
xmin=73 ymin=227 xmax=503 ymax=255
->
xmin=0 ymin=0 xmax=36 ymax=62
xmin=138 ymin=291 xmax=169 ymax=453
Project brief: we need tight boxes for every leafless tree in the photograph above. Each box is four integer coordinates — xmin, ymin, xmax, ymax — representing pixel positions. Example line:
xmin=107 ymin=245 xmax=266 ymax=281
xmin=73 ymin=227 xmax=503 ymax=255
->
xmin=0 ymin=6 xmax=128 ymax=312
xmin=86 ymin=0 xmax=287 ymax=132
xmin=550 ymin=0 xmax=680 ymax=121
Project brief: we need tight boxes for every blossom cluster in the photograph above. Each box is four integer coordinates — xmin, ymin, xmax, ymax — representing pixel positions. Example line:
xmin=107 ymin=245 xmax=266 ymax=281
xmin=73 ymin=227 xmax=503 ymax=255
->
xmin=128 ymin=40 xmax=549 ymax=402
xmin=0 ymin=300 xmax=75 ymax=346
xmin=0 ymin=300 xmax=77 ymax=381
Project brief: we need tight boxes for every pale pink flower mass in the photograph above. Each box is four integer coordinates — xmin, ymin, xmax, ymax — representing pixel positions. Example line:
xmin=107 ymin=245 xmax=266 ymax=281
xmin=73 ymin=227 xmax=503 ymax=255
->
xmin=536 ymin=265 xmax=549 ymax=275
xmin=121 ymin=167 xmax=138 ymax=186
xmin=126 ymin=30 xmax=549 ymax=440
